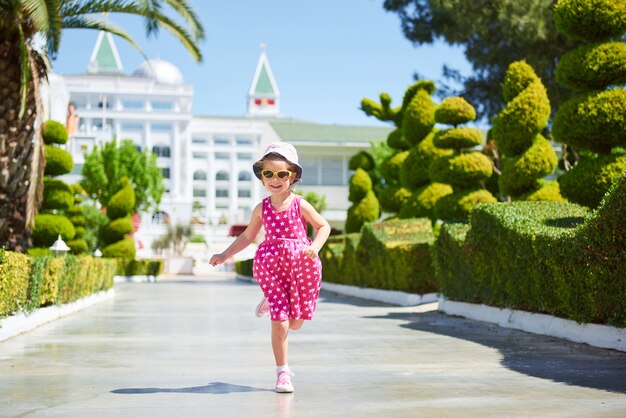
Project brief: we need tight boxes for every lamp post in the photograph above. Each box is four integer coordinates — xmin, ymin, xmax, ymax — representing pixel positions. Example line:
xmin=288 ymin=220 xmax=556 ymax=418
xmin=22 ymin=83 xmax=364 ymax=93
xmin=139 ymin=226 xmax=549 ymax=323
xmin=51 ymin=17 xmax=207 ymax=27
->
xmin=49 ymin=235 xmax=70 ymax=257
xmin=93 ymin=248 xmax=102 ymax=257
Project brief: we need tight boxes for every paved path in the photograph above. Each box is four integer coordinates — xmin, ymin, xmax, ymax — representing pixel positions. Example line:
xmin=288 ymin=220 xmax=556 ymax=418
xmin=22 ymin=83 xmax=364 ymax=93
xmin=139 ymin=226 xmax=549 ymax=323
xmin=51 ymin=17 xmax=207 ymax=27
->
xmin=1 ymin=274 xmax=625 ymax=417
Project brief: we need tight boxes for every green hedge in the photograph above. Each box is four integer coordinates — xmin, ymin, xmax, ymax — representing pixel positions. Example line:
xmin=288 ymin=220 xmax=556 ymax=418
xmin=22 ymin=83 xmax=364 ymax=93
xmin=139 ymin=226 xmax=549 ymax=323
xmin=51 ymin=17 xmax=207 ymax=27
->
xmin=433 ymin=172 xmax=626 ymax=326
xmin=235 ymin=258 xmax=254 ymax=277
xmin=116 ymin=259 xmax=164 ymax=277
xmin=0 ymin=252 xmax=117 ymax=318
xmin=320 ymin=219 xmax=437 ymax=294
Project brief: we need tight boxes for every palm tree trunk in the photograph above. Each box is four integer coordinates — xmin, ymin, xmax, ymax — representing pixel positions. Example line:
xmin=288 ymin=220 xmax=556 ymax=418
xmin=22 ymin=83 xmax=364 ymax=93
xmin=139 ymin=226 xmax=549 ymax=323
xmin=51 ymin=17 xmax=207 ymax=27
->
xmin=0 ymin=38 xmax=39 ymax=252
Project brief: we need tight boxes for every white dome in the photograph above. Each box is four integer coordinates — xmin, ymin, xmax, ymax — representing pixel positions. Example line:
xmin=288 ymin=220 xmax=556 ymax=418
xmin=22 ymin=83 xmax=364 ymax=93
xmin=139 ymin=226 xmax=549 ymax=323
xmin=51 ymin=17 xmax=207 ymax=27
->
xmin=132 ymin=59 xmax=184 ymax=85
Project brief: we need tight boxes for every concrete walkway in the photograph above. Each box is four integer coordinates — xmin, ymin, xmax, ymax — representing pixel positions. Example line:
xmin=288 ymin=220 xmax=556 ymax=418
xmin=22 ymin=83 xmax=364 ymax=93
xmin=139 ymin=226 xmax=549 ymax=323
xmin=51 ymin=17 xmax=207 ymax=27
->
xmin=1 ymin=274 xmax=625 ymax=417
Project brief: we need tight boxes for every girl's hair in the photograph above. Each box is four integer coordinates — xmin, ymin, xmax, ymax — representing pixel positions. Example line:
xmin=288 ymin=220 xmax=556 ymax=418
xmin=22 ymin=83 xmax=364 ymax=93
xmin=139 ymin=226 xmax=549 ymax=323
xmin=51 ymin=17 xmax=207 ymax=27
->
xmin=254 ymin=152 xmax=298 ymax=184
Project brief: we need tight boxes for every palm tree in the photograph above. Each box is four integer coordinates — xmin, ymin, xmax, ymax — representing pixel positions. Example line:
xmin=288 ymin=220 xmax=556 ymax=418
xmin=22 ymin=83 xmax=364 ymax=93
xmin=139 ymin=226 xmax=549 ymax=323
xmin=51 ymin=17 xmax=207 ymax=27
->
xmin=0 ymin=0 xmax=204 ymax=251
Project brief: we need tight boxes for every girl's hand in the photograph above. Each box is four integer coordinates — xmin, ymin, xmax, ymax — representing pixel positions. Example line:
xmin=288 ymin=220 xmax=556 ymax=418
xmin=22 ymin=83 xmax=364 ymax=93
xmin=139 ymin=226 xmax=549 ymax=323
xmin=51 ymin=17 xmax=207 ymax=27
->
xmin=302 ymin=246 xmax=318 ymax=260
xmin=209 ymin=253 xmax=227 ymax=266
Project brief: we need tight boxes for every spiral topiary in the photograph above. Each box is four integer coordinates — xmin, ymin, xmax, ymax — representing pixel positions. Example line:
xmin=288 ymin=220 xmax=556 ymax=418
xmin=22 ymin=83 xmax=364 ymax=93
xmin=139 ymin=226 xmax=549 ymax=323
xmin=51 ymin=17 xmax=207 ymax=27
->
xmin=44 ymin=145 xmax=73 ymax=176
xmin=492 ymin=60 xmax=561 ymax=201
xmin=398 ymin=183 xmax=453 ymax=219
xmin=42 ymin=120 xmax=69 ymax=145
xmin=102 ymin=177 xmax=136 ymax=259
xmin=399 ymin=131 xmax=452 ymax=189
xmin=553 ymin=0 xmax=626 ymax=208
xmin=377 ymin=184 xmax=412 ymax=213
xmin=345 ymin=164 xmax=380 ymax=233
xmin=429 ymin=97 xmax=496 ymax=221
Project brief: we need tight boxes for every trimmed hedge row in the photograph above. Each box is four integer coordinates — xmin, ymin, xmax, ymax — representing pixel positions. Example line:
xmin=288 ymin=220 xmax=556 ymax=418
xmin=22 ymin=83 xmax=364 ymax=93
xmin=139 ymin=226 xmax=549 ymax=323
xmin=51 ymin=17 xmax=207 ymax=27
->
xmin=433 ymin=172 xmax=626 ymax=326
xmin=0 ymin=251 xmax=117 ymax=318
xmin=116 ymin=259 xmax=164 ymax=277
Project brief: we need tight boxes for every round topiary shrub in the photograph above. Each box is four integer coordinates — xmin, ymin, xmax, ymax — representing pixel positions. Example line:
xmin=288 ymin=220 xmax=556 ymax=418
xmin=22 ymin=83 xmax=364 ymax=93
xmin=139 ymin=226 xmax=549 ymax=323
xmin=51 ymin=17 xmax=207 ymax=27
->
xmin=387 ymin=129 xmax=410 ymax=150
xmin=552 ymin=88 xmax=626 ymax=154
xmin=558 ymin=153 xmax=626 ymax=207
xmin=67 ymin=239 xmax=88 ymax=254
xmin=66 ymin=207 xmax=85 ymax=227
xmin=42 ymin=120 xmax=69 ymax=145
xmin=377 ymin=185 xmax=412 ymax=213
xmin=106 ymin=179 xmax=136 ymax=220
xmin=518 ymin=180 xmax=566 ymax=202
xmin=434 ymin=189 xmax=497 ymax=221
xmin=433 ymin=127 xmax=484 ymax=150
xmin=380 ymin=151 xmax=409 ymax=182
xmin=498 ymin=136 xmax=559 ymax=196
xmin=31 ymin=214 xmax=76 ymax=247
xmin=429 ymin=152 xmax=493 ymax=189
xmin=42 ymin=178 xmax=73 ymax=210
xmin=44 ymin=145 xmax=74 ymax=176
xmin=348 ymin=168 xmax=373 ymax=202
xmin=401 ymin=82 xmax=437 ymax=146
xmin=349 ymin=151 xmax=375 ymax=171
xmin=100 ymin=215 xmax=133 ymax=245
xmin=398 ymin=182 xmax=453 ymax=219
xmin=345 ymin=190 xmax=380 ymax=233
xmin=102 ymin=237 xmax=136 ymax=259
xmin=555 ymin=42 xmax=626 ymax=90
xmin=434 ymin=97 xmax=476 ymax=126
xmin=399 ymin=131 xmax=452 ymax=189
xmin=554 ymin=0 xmax=626 ymax=42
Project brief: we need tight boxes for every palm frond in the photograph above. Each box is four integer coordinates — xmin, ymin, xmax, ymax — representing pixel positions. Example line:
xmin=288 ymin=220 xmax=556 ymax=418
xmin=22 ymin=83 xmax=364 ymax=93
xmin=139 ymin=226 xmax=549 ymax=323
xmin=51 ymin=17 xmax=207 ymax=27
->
xmin=20 ymin=0 xmax=50 ymax=33
xmin=150 ymin=10 xmax=201 ymax=61
xmin=44 ymin=0 xmax=63 ymax=57
xmin=164 ymin=0 xmax=204 ymax=41
xmin=60 ymin=0 xmax=136 ymax=16
xmin=136 ymin=0 xmax=162 ymax=37
xmin=17 ymin=24 xmax=31 ymax=119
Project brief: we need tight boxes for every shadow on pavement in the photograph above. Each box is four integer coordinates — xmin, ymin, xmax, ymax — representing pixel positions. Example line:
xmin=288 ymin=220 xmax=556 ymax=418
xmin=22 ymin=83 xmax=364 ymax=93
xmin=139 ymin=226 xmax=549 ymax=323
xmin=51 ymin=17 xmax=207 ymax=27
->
xmin=367 ymin=310 xmax=626 ymax=394
xmin=318 ymin=291 xmax=397 ymax=308
xmin=112 ymin=382 xmax=273 ymax=395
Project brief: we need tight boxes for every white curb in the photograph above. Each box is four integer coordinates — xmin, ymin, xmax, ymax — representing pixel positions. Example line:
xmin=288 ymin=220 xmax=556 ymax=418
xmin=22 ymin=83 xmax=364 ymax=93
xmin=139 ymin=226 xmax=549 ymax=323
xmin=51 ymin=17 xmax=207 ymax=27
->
xmin=321 ymin=282 xmax=438 ymax=307
xmin=439 ymin=297 xmax=626 ymax=352
xmin=0 ymin=289 xmax=115 ymax=343
xmin=114 ymin=275 xmax=157 ymax=283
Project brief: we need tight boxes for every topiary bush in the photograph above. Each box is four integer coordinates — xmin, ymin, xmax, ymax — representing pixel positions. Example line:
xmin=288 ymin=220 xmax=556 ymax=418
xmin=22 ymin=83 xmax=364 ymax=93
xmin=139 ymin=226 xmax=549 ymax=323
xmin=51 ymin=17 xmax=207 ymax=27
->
xmin=349 ymin=151 xmax=375 ymax=171
xmin=31 ymin=214 xmax=75 ymax=248
xmin=42 ymin=178 xmax=73 ymax=211
xmin=399 ymin=131 xmax=452 ymax=189
xmin=434 ymin=97 xmax=477 ymax=126
xmin=44 ymin=145 xmax=73 ymax=176
xmin=42 ymin=120 xmax=69 ymax=145
xmin=106 ymin=178 xmax=136 ymax=221
xmin=345 ymin=190 xmax=379 ymax=233
xmin=398 ymin=182 xmax=453 ymax=219
xmin=553 ymin=0 xmax=626 ymax=208
xmin=492 ymin=60 xmax=560 ymax=201
xmin=348 ymin=168 xmax=372 ymax=202
xmin=102 ymin=236 xmax=136 ymax=259
xmin=377 ymin=184 xmax=412 ymax=213
xmin=101 ymin=177 xmax=136 ymax=259
xmin=100 ymin=215 xmax=133 ymax=245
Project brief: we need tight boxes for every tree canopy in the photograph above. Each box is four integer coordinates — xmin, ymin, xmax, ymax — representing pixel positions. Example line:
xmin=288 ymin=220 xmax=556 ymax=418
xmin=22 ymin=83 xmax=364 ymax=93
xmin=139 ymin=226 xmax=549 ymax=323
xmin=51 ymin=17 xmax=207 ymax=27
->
xmin=383 ymin=0 xmax=576 ymax=120
xmin=81 ymin=139 xmax=165 ymax=213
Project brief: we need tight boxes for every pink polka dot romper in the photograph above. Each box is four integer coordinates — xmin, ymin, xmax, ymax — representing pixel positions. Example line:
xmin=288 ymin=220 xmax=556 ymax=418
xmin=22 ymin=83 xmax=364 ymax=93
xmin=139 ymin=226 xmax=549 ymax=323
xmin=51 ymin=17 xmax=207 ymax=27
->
xmin=252 ymin=195 xmax=323 ymax=321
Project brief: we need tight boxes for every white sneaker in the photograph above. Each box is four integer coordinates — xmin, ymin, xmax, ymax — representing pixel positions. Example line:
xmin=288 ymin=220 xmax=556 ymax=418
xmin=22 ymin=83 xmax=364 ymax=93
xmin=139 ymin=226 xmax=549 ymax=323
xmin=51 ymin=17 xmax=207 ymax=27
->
xmin=275 ymin=370 xmax=295 ymax=393
xmin=255 ymin=297 xmax=270 ymax=318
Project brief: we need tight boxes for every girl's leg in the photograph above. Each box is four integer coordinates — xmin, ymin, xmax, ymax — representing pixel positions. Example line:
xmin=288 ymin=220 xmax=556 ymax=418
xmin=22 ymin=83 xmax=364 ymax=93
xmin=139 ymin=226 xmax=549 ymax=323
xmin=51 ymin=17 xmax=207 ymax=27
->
xmin=271 ymin=320 xmax=290 ymax=366
xmin=289 ymin=319 xmax=304 ymax=331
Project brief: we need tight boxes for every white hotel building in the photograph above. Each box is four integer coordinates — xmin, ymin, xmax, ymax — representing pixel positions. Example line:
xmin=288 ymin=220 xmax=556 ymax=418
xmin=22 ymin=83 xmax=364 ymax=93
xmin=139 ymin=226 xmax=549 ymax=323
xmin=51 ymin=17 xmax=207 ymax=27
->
xmin=48 ymin=32 xmax=391 ymax=252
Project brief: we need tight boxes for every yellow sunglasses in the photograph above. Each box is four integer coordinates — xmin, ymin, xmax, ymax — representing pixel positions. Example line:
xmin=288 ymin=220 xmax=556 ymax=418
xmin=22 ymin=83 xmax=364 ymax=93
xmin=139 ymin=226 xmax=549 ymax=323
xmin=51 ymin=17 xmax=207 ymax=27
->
xmin=261 ymin=169 xmax=294 ymax=179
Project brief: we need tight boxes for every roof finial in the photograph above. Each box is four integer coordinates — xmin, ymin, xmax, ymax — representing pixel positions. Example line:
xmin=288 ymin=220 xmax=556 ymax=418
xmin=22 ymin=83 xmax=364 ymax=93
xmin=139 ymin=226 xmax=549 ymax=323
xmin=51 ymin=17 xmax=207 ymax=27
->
xmin=260 ymin=43 xmax=267 ymax=52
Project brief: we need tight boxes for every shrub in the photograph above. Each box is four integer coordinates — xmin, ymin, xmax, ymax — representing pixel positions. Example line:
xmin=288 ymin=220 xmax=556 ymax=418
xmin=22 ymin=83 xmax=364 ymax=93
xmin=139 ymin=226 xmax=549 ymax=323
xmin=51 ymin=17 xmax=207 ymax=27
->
xmin=106 ymin=178 xmax=135 ymax=220
xmin=102 ymin=237 xmax=136 ymax=259
xmin=401 ymin=84 xmax=436 ymax=146
xmin=429 ymin=152 xmax=493 ymax=189
xmin=44 ymin=145 xmax=73 ymax=176
xmin=345 ymin=191 xmax=380 ymax=233
xmin=399 ymin=132 xmax=452 ymax=189
xmin=434 ymin=189 xmax=497 ymax=221
xmin=432 ymin=127 xmax=484 ymax=150
xmin=349 ymin=151 xmax=375 ymax=171
xmin=320 ymin=233 xmax=362 ymax=287
xmin=42 ymin=120 xmax=68 ymax=145
xmin=100 ymin=216 xmax=133 ymax=245
xmin=518 ymin=180 xmax=566 ymax=202
xmin=498 ymin=136 xmax=558 ymax=196
xmin=379 ymin=151 xmax=409 ymax=182
xmin=558 ymin=153 xmax=626 ymax=207
xmin=387 ymin=128 xmax=410 ymax=150
xmin=67 ymin=239 xmax=88 ymax=254
xmin=235 ymin=258 xmax=254 ymax=277
xmin=555 ymin=42 xmax=626 ymax=90
xmin=117 ymin=259 xmax=164 ymax=276
xmin=348 ymin=168 xmax=372 ymax=202
xmin=31 ymin=214 xmax=75 ymax=247
xmin=42 ymin=178 xmax=73 ymax=210
xmin=554 ymin=0 xmax=626 ymax=42
xmin=0 ymin=251 xmax=30 ymax=317
xmin=399 ymin=183 xmax=453 ymax=219
xmin=552 ymin=88 xmax=626 ymax=154
xmin=377 ymin=185 xmax=412 ymax=213
xmin=434 ymin=97 xmax=476 ymax=126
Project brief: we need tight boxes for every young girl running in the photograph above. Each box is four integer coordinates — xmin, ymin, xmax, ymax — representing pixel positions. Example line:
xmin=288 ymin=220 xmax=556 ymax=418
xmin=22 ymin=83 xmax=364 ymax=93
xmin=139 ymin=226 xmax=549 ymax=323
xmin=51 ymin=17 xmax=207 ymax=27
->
xmin=209 ymin=142 xmax=330 ymax=393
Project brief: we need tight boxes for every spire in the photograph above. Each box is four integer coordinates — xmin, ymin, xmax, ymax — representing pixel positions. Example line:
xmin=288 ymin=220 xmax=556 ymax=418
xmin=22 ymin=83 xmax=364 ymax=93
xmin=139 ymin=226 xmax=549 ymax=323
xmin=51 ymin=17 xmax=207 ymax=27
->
xmin=247 ymin=43 xmax=280 ymax=117
xmin=88 ymin=31 xmax=123 ymax=74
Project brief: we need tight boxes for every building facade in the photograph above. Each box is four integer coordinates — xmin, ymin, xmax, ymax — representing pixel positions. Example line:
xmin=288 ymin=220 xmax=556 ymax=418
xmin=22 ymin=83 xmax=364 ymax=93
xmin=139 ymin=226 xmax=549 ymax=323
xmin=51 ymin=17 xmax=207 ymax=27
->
xmin=50 ymin=32 xmax=392 ymax=252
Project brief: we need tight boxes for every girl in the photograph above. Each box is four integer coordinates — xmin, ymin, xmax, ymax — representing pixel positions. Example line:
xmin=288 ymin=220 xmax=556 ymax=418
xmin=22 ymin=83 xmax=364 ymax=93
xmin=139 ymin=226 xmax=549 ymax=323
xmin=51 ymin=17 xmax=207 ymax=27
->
xmin=209 ymin=142 xmax=330 ymax=393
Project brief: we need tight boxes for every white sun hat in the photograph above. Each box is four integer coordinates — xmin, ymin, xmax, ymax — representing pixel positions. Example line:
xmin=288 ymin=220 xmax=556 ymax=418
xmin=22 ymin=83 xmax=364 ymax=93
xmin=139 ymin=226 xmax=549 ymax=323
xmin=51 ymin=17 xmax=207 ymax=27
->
xmin=253 ymin=142 xmax=303 ymax=183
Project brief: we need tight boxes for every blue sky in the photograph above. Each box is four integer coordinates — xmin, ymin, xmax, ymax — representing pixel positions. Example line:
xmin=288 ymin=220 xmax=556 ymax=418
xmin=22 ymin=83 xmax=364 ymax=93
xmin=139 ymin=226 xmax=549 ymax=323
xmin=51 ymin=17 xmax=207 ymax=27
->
xmin=51 ymin=0 xmax=474 ymax=128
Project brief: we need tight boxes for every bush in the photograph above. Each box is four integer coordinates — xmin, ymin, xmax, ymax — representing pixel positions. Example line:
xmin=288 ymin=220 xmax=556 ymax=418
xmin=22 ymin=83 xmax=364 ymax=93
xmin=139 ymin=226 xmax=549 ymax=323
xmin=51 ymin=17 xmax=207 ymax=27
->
xmin=377 ymin=185 xmax=412 ymax=213
xmin=349 ymin=151 xmax=375 ymax=171
xmin=348 ymin=168 xmax=372 ymax=202
xmin=319 ymin=234 xmax=362 ymax=287
xmin=402 ymin=85 xmax=436 ymax=146
xmin=100 ymin=216 xmax=133 ymax=245
xmin=67 ymin=239 xmax=88 ymax=254
xmin=117 ymin=259 xmax=164 ymax=276
xmin=518 ymin=180 xmax=566 ymax=202
xmin=399 ymin=183 xmax=453 ymax=219
xmin=387 ymin=128 xmax=410 ymax=150
xmin=552 ymin=88 xmax=626 ymax=154
xmin=31 ymin=214 xmax=75 ymax=247
xmin=432 ymin=127 xmax=484 ymax=150
xmin=554 ymin=0 xmax=626 ymax=42
xmin=399 ymin=132 xmax=452 ymax=189
xmin=0 ymin=251 xmax=30 ymax=317
xmin=498 ymin=136 xmax=558 ymax=196
xmin=102 ymin=237 xmax=136 ymax=259
xmin=434 ymin=189 xmax=497 ymax=221
xmin=558 ymin=153 xmax=626 ymax=207
xmin=379 ymin=151 xmax=409 ymax=182
xmin=429 ymin=152 xmax=493 ymax=189
xmin=555 ymin=42 xmax=626 ymax=90
xmin=42 ymin=178 xmax=73 ymax=211
xmin=345 ymin=191 xmax=380 ymax=233
xmin=44 ymin=145 xmax=73 ymax=176
xmin=435 ymin=97 xmax=476 ymax=126
xmin=106 ymin=179 xmax=135 ymax=220
xmin=42 ymin=120 xmax=68 ymax=145
xmin=235 ymin=258 xmax=254 ymax=277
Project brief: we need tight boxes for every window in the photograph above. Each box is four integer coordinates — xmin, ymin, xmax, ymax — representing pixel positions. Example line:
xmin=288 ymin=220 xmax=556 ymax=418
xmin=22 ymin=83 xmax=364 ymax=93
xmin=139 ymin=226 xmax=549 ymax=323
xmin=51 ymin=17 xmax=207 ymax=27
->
xmin=152 ymin=145 xmax=171 ymax=158
xmin=98 ymin=97 xmax=113 ymax=109
xmin=237 ymin=153 xmax=252 ymax=160
xmin=216 ymin=189 xmax=229 ymax=198
xmin=161 ymin=168 xmax=170 ymax=179
xmin=238 ymin=171 xmax=252 ymax=181
xmin=122 ymin=100 xmax=143 ymax=109
xmin=216 ymin=171 xmax=229 ymax=181
xmin=152 ymin=101 xmax=172 ymax=110
xmin=193 ymin=152 xmax=208 ymax=159
xmin=214 ymin=137 xmax=230 ymax=145
xmin=215 ymin=152 xmax=229 ymax=160
xmin=152 ymin=123 xmax=171 ymax=131
xmin=299 ymin=156 xmax=347 ymax=186
xmin=236 ymin=138 xmax=253 ymax=145
xmin=193 ymin=188 xmax=207 ymax=197
xmin=193 ymin=170 xmax=207 ymax=181
xmin=121 ymin=122 xmax=143 ymax=131
xmin=238 ymin=190 xmax=251 ymax=198
xmin=192 ymin=137 xmax=207 ymax=145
